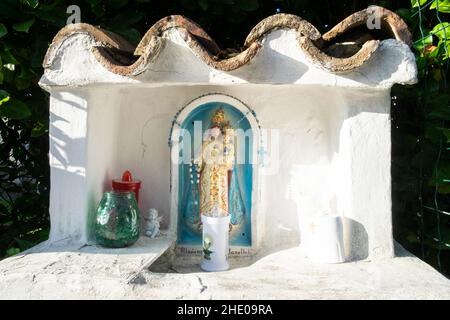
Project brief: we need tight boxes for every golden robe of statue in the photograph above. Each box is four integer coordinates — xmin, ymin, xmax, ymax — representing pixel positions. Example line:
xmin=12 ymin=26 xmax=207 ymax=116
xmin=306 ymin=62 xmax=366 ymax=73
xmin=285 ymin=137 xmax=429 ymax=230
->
xmin=195 ymin=109 xmax=235 ymax=217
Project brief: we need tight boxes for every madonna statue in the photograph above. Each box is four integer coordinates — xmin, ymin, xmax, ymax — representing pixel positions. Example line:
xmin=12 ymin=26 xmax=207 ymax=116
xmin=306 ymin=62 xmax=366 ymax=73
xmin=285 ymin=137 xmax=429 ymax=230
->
xmin=196 ymin=108 xmax=235 ymax=217
xmin=181 ymin=107 xmax=247 ymax=238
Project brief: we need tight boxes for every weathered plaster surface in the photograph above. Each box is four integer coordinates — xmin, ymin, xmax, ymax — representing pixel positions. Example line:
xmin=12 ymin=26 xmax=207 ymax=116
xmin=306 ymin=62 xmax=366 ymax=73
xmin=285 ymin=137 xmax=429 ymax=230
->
xmin=42 ymin=85 xmax=396 ymax=260
xmin=0 ymin=236 xmax=173 ymax=291
xmin=41 ymin=7 xmax=413 ymax=76
xmin=1 ymin=243 xmax=449 ymax=299
xmin=39 ymin=28 xmax=416 ymax=89
xmin=35 ymin=10 xmax=419 ymax=258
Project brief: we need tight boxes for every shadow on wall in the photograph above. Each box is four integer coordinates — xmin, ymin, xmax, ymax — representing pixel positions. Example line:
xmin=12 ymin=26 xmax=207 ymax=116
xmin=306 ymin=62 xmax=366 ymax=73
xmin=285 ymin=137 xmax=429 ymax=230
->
xmin=232 ymin=38 xmax=405 ymax=86
xmin=231 ymin=44 xmax=309 ymax=84
xmin=342 ymin=217 xmax=369 ymax=261
xmin=294 ymin=215 xmax=369 ymax=263
xmin=142 ymin=30 xmax=309 ymax=84
xmin=48 ymin=166 xmax=86 ymax=242
xmin=50 ymin=90 xmax=88 ymax=170
xmin=48 ymin=91 xmax=88 ymax=242
xmin=284 ymin=88 xmax=384 ymax=263
xmin=49 ymin=118 xmax=87 ymax=170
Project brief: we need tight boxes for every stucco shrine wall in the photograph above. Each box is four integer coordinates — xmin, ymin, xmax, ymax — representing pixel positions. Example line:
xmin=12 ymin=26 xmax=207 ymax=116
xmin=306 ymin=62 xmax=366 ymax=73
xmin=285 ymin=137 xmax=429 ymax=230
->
xmin=5 ymin=9 xmax=449 ymax=300
xmin=48 ymin=84 xmax=392 ymax=261
xmin=42 ymin=9 xmax=416 ymax=262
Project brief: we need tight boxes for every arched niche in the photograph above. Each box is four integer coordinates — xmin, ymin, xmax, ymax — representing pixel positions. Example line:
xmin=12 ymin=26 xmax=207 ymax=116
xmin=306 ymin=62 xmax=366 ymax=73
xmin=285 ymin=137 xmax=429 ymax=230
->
xmin=169 ymin=94 xmax=262 ymax=257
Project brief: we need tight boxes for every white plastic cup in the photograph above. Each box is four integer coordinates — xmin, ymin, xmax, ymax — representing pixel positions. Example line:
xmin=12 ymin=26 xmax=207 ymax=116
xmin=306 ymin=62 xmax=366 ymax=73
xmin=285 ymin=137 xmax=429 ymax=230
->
xmin=306 ymin=215 xmax=345 ymax=263
xmin=200 ymin=215 xmax=230 ymax=272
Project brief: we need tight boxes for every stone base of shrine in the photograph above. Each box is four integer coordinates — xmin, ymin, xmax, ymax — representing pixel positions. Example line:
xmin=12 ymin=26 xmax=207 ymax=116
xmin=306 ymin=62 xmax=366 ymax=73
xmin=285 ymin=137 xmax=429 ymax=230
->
xmin=0 ymin=239 xmax=449 ymax=299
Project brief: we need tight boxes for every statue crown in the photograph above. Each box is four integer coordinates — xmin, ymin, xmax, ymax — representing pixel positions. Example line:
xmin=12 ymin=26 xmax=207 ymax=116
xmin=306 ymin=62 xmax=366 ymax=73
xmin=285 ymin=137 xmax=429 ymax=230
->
xmin=212 ymin=108 xmax=226 ymax=125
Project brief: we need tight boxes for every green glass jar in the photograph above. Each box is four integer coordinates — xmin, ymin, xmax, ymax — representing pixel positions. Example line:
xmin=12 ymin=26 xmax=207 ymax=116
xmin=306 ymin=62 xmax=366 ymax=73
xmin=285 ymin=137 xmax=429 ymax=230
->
xmin=94 ymin=191 xmax=140 ymax=248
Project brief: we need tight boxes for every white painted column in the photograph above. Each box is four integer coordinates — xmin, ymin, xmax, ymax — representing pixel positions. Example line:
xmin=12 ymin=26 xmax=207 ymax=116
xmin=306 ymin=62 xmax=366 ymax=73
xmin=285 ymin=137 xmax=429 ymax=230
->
xmin=48 ymin=89 xmax=89 ymax=242
xmin=339 ymin=89 xmax=394 ymax=260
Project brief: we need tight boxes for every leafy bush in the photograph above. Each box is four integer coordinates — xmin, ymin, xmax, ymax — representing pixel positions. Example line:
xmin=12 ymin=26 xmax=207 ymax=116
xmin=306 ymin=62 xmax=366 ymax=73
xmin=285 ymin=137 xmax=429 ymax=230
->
xmin=392 ymin=0 xmax=450 ymax=276
xmin=0 ymin=0 xmax=449 ymax=276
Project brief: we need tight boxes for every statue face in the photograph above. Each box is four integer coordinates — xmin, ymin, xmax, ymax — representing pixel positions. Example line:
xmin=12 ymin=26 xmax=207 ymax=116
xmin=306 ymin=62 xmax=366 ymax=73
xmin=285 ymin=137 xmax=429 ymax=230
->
xmin=203 ymin=127 xmax=221 ymax=141
xmin=149 ymin=209 xmax=158 ymax=218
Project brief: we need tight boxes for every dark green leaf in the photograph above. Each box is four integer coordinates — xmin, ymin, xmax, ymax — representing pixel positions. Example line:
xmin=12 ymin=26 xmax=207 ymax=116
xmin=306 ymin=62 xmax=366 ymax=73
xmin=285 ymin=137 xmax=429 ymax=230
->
xmin=31 ymin=7 xmax=66 ymax=27
xmin=31 ymin=122 xmax=47 ymax=138
xmin=0 ymin=99 xmax=31 ymax=120
xmin=2 ymin=66 xmax=15 ymax=83
xmin=88 ymin=0 xmax=105 ymax=17
xmin=198 ymin=0 xmax=210 ymax=11
xmin=15 ymin=65 xmax=34 ymax=90
xmin=180 ymin=0 xmax=198 ymax=10
xmin=37 ymin=228 xmax=50 ymax=241
xmin=425 ymin=123 xmax=444 ymax=142
xmin=426 ymin=94 xmax=450 ymax=119
xmin=110 ymin=11 xmax=144 ymax=29
xmin=31 ymin=38 xmax=49 ymax=68
xmin=14 ymin=238 xmax=34 ymax=250
xmin=108 ymin=0 xmax=129 ymax=10
xmin=6 ymin=247 xmax=20 ymax=257
xmin=15 ymin=77 xmax=31 ymax=90
xmin=396 ymin=8 xmax=413 ymax=24
xmin=18 ymin=65 xmax=34 ymax=80
xmin=0 ymin=0 xmax=21 ymax=19
xmin=0 ymin=23 xmax=7 ymax=38
xmin=117 ymin=28 xmax=141 ymax=45
xmin=23 ymin=0 xmax=39 ymax=8
xmin=438 ymin=127 xmax=450 ymax=143
xmin=235 ymin=0 xmax=259 ymax=11
xmin=12 ymin=18 xmax=35 ymax=33
xmin=0 ymin=90 xmax=9 ymax=105
xmin=429 ymin=162 xmax=450 ymax=194
xmin=1 ymin=49 xmax=19 ymax=65
xmin=0 ymin=55 xmax=3 ymax=84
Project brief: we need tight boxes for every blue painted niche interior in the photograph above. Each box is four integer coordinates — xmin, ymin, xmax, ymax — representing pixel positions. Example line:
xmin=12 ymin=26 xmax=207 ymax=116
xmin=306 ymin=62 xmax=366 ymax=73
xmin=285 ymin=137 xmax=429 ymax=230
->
xmin=177 ymin=101 xmax=253 ymax=247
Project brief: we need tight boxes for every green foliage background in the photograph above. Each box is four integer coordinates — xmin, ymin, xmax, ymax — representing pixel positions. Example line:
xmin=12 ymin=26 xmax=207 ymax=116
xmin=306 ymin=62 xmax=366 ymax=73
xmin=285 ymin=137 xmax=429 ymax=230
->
xmin=0 ymin=0 xmax=449 ymax=275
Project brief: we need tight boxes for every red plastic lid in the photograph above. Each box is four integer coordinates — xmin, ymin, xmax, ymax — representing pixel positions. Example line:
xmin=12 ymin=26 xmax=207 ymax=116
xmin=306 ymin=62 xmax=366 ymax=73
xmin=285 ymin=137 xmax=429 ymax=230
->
xmin=122 ymin=170 xmax=132 ymax=182
xmin=112 ymin=170 xmax=141 ymax=190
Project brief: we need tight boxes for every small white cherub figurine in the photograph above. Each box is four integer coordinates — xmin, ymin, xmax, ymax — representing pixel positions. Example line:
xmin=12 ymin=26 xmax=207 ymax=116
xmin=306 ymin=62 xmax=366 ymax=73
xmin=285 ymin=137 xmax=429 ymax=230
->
xmin=144 ymin=208 xmax=162 ymax=238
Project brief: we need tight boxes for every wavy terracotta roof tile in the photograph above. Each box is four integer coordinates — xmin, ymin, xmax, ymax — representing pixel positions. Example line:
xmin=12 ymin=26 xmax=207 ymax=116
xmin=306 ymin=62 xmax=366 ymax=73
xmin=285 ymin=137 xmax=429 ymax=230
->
xmin=42 ymin=6 xmax=413 ymax=76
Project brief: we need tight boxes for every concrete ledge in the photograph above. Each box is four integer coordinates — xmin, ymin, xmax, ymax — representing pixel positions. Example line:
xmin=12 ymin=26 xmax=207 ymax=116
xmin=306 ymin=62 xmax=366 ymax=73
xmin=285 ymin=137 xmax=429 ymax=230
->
xmin=0 ymin=235 xmax=174 ymax=297
xmin=0 ymin=242 xmax=448 ymax=299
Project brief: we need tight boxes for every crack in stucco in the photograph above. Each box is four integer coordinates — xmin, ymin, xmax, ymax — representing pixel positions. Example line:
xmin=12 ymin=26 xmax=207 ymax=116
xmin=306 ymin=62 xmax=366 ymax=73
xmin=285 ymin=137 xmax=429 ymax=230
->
xmin=197 ymin=275 xmax=208 ymax=293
